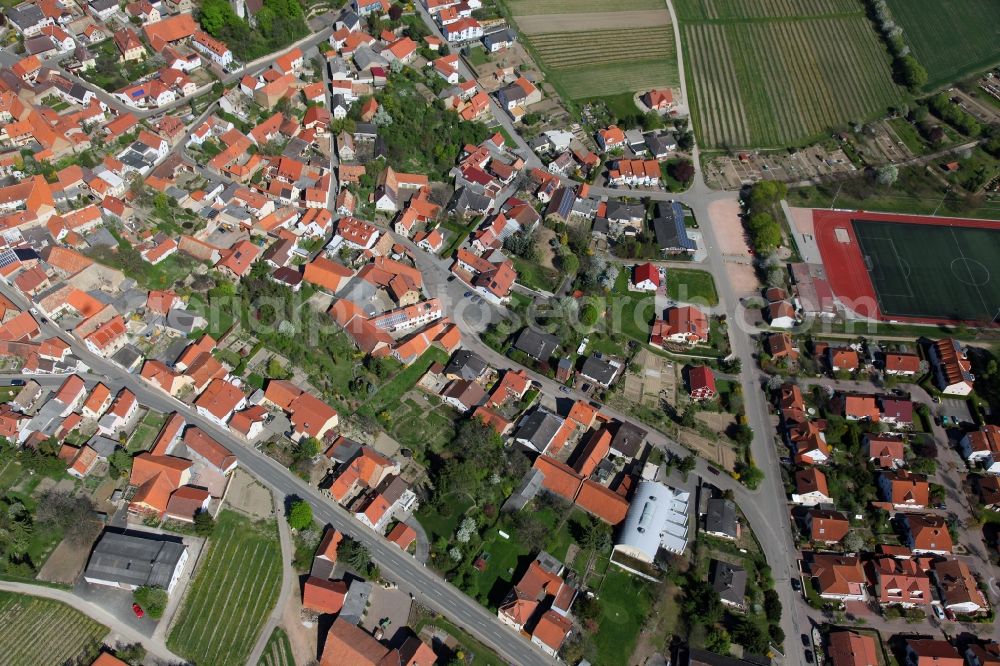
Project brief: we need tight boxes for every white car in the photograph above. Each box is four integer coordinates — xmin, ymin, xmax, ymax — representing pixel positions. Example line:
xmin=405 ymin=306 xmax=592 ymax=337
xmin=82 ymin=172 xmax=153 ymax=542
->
xmin=932 ymin=604 xmax=945 ymax=620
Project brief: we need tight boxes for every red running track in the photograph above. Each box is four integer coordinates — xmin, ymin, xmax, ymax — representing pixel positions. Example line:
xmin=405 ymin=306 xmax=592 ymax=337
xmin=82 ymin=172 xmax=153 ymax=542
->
xmin=811 ymin=209 xmax=999 ymax=326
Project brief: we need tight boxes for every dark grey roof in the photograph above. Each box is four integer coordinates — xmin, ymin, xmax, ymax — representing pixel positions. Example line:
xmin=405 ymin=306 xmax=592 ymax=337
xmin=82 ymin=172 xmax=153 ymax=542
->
xmin=705 ymin=498 xmax=738 ymax=537
xmin=514 ymin=327 xmax=559 ymax=361
xmin=354 ymin=123 xmax=377 ymax=139
xmin=326 ymin=437 xmax=363 ymax=464
xmin=339 ymin=579 xmax=373 ymax=625
xmin=444 ymin=350 xmax=488 ymax=381
xmin=652 ymin=202 xmax=696 ymax=252
xmin=89 ymin=0 xmax=118 ymax=10
xmin=515 ymin=408 xmax=563 ymax=449
xmin=580 ymin=354 xmax=617 ymax=386
xmin=448 ymin=186 xmax=492 ymax=216
xmin=483 ymin=29 xmax=515 ymax=48
xmin=111 ymin=344 xmax=143 ymax=370
xmin=645 ymin=132 xmax=676 ymax=156
xmin=8 ymin=3 xmax=45 ymax=29
xmin=84 ymin=530 xmax=186 ymax=589
xmin=605 ymin=200 xmax=644 ymax=223
xmin=87 ymin=434 xmax=118 ymax=458
xmin=610 ymin=420 xmax=647 ymax=458
xmin=710 ymin=559 xmax=747 ymax=607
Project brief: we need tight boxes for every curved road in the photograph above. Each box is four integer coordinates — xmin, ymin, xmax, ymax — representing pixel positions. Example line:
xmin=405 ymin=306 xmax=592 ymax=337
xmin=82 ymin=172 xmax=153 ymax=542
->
xmin=0 ymin=580 xmax=184 ymax=664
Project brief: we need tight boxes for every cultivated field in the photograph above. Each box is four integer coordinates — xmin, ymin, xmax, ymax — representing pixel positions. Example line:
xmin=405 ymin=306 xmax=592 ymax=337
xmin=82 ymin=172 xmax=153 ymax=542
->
xmin=505 ymin=2 xmax=679 ymax=100
xmin=167 ymin=510 xmax=282 ymax=666
xmin=887 ymin=0 xmax=1000 ymax=88
xmin=506 ymin=0 xmax=664 ymax=15
xmin=258 ymin=628 xmax=295 ymax=666
xmin=0 ymin=592 xmax=107 ymax=666
xmin=675 ymin=0 xmax=859 ymax=20
xmin=679 ymin=0 xmax=907 ymax=147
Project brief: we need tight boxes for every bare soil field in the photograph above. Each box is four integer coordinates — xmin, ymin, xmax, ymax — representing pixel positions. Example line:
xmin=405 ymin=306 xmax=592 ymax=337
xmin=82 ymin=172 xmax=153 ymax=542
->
xmin=37 ymin=537 xmax=92 ymax=584
xmin=225 ymin=469 xmax=274 ymax=520
xmin=515 ymin=10 xmax=670 ymax=34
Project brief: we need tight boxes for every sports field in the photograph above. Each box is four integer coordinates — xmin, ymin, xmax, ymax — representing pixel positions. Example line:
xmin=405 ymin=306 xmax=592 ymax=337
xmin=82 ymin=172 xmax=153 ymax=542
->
xmin=677 ymin=0 xmax=907 ymax=148
xmin=813 ymin=209 xmax=1000 ymax=325
xmin=887 ymin=0 xmax=1000 ymax=88
xmin=167 ymin=510 xmax=282 ymax=666
xmin=504 ymin=1 xmax=679 ymax=100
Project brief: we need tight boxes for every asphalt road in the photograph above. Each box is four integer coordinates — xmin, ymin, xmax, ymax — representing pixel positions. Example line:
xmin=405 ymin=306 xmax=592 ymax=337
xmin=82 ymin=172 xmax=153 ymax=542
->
xmin=0 ymin=283 xmax=556 ymax=666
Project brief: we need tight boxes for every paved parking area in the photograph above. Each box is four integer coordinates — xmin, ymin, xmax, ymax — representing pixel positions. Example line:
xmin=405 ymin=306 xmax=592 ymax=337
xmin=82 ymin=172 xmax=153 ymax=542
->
xmin=938 ymin=398 xmax=973 ymax=426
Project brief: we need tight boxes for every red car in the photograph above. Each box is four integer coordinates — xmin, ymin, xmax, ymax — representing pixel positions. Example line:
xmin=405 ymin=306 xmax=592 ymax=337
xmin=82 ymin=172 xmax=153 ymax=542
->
xmin=132 ymin=603 xmax=144 ymax=619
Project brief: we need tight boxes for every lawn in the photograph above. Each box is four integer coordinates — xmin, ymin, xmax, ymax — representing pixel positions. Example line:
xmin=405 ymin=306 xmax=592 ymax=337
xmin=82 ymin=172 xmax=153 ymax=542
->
xmin=887 ymin=0 xmax=1000 ymax=88
xmin=610 ymin=271 xmax=655 ymax=343
xmin=415 ymin=496 xmax=473 ymax=548
xmin=512 ymin=258 xmax=561 ymax=293
xmin=679 ymin=0 xmax=907 ymax=148
xmin=413 ymin=616 xmax=507 ymax=666
xmin=666 ymin=268 xmax=718 ymax=306
xmin=357 ymin=347 xmax=450 ymax=418
xmin=127 ymin=410 xmax=168 ymax=453
xmin=788 ymin=167 xmax=1000 ymax=221
xmin=167 ymin=511 xmax=282 ymax=666
xmin=592 ymin=568 xmax=654 ymax=666
xmin=465 ymin=45 xmax=490 ymax=67
xmin=0 ymin=592 xmax=107 ymax=666
xmin=257 ymin=628 xmax=294 ymax=666
xmin=466 ymin=526 xmax=534 ymax=607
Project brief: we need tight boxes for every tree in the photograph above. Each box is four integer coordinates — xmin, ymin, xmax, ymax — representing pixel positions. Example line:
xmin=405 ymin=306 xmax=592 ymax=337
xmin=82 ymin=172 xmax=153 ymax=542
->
xmin=503 ymin=229 xmax=537 ymax=261
xmin=732 ymin=616 xmax=769 ymax=654
xmin=677 ymin=454 xmax=697 ymax=474
xmin=288 ymin=499 xmax=313 ymax=530
xmin=341 ymin=537 xmax=376 ymax=577
xmin=113 ymin=643 xmax=147 ymax=666
xmin=669 ymin=159 xmax=695 ymax=184
xmin=875 ymin=164 xmax=898 ymax=186
xmin=35 ymin=489 xmax=101 ymax=546
xmin=193 ymin=510 xmax=216 ymax=537
xmin=108 ymin=449 xmax=133 ymax=478
xmin=133 ymin=586 xmax=168 ymax=619
xmin=897 ymin=54 xmax=927 ymax=90
xmin=579 ymin=302 xmax=600 ymax=328
xmin=557 ymin=251 xmax=579 ymax=276
xmin=388 ymin=4 xmax=403 ymax=20
xmin=292 ymin=437 xmax=320 ymax=463
xmin=763 ymin=589 xmax=782 ymax=623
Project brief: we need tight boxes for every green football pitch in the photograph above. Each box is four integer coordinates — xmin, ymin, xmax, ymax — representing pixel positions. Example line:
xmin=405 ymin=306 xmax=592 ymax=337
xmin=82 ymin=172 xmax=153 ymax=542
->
xmin=852 ymin=219 xmax=1000 ymax=323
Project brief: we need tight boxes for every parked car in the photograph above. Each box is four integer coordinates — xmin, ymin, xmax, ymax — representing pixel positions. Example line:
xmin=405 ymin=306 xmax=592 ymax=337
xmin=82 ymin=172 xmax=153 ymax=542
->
xmin=801 ymin=634 xmax=810 ymax=647
xmin=932 ymin=604 xmax=945 ymax=620
xmin=132 ymin=603 xmax=144 ymax=619
xmin=805 ymin=649 xmax=814 ymax=663
xmin=790 ymin=578 xmax=801 ymax=592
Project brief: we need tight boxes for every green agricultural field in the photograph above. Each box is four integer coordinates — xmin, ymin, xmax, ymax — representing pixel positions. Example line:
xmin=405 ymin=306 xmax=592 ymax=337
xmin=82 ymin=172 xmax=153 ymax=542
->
xmin=168 ymin=511 xmax=282 ymax=666
xmin=506 ymin=0 xmax=664 ymax=15
xmin=505 ymin=6 xmax=679 ymax=100
xmin=887 ymin=0 xmax=1000 ymax=88
xmin=257 ymin=628 xmax=294 ymax=666
xmin=0 ymin=592 xmax=107 ymax=666
xmin=679 ymin=0 xmax=907 ymax=148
